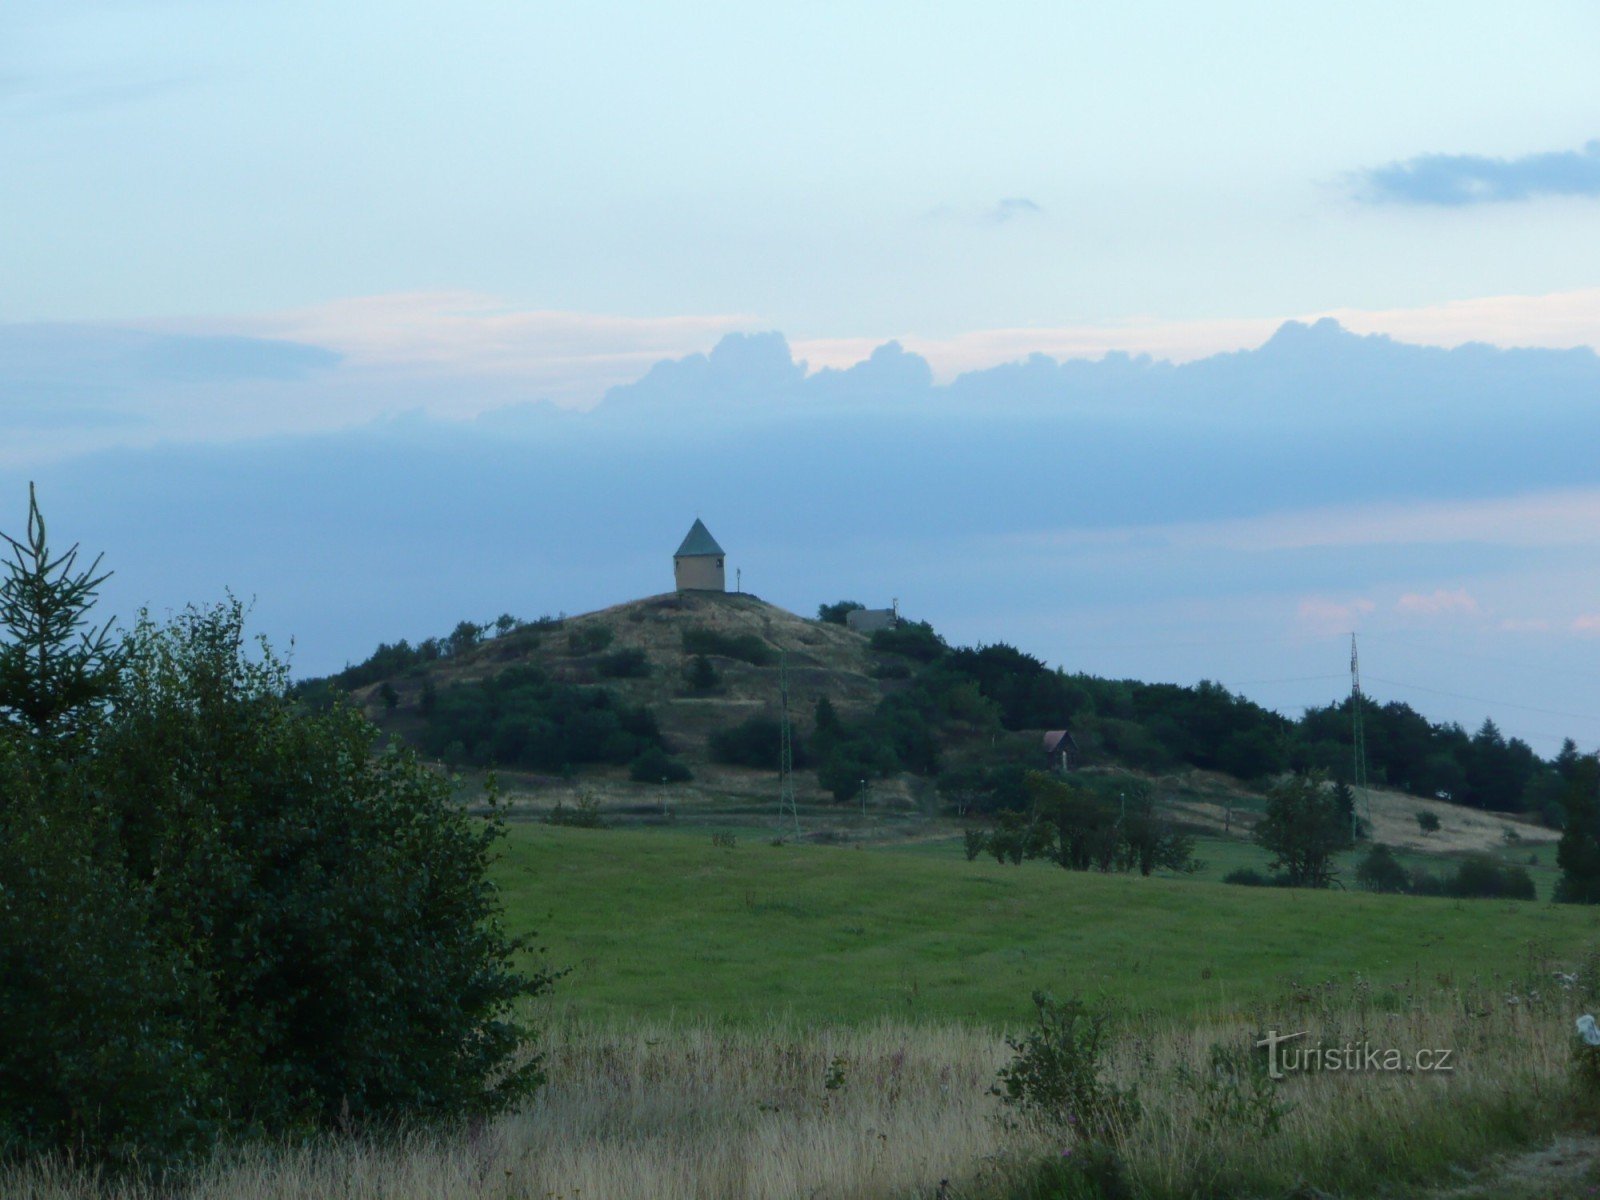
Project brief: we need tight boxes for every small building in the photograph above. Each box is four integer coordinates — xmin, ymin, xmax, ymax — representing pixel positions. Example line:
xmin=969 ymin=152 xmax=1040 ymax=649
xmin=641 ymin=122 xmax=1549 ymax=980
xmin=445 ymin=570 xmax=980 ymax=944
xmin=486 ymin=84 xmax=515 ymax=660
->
xmin=673 ymin=519 xmax=726 ymax=592
xmin=845 ymin=607 xmax=898 ymax=634
xmin=1042 ymin=729 xmax=1080 ymax=772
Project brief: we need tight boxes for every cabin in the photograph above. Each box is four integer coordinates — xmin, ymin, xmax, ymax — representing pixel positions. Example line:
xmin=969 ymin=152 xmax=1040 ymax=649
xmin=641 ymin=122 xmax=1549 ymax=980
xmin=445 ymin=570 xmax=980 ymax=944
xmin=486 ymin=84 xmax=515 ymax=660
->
xmin=1042 ymin=729 xmax=1081 ymax=772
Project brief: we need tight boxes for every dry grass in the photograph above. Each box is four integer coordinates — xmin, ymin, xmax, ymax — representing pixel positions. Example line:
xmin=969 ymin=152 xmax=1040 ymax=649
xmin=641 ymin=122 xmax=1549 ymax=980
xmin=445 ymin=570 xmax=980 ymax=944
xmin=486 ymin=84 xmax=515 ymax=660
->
xmin=3 ymin=1022 xmax=1040 ymax=1200
xmin=11 ymin=967 xmax=1600 ymax=1199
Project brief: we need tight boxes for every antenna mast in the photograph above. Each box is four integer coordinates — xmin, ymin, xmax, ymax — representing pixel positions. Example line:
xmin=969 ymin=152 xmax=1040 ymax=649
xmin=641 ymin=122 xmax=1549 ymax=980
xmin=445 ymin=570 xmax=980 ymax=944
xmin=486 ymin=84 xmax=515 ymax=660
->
xmin=778 ymin=652 xmax=799 ymax=835
xmin=1349 ymin=632 xmax=1371 ymax=841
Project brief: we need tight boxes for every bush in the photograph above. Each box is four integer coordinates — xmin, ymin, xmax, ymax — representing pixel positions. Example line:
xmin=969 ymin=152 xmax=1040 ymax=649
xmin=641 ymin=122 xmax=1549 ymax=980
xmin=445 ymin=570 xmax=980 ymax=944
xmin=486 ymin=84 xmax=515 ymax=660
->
xmin=963 ymin=827 xmax=988 ymax=861
xmin=1356 ymin=843 xmax=1410 ymax=893
xmin=1416 ymin=810 xmax=1441 ymax=834
xmin=1444 ymin=854 xmax=1536 ymax=900
xmin=997 ymin=992 xmax=1140 ymax=1138
xmin=567 ymin=624 xmax=615 ymax=654
xmin=869 ymin=620 xmax=945 ymax=662
xmin=596 ymin=647 xmax=651 ymax=678
xmin=630 ymin=745 xmax=692 ymax=783
xmin=683 ymin=654 xmax=719 ymax=692
xmin=710 ymin=714 xmax=806 ymax=770
xmin=682 ymin=627 xmax=774 ymax=665
xmin=0 ymin=592 xmax=552 ymax=1171
xmin=1222 ymin=867 xmax=1284 ymax=887
xmin=817 ymin=600 xmax=864 ymax=625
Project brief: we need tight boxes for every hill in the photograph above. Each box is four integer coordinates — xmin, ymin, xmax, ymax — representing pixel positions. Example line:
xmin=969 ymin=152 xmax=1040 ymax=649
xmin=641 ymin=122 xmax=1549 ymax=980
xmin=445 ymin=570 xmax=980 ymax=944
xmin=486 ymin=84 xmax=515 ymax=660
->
xmin=343 ymin=591 xmax=946 ymax=812
xmin=314 ymin=590 xmax=1565 ymax=874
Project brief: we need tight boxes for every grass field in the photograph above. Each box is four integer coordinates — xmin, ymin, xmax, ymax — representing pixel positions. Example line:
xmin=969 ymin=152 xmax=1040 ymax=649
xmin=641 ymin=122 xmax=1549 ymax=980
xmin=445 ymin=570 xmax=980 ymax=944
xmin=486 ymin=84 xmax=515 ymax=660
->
xmin=497 ymin=823 xmax=1600 ymax=1027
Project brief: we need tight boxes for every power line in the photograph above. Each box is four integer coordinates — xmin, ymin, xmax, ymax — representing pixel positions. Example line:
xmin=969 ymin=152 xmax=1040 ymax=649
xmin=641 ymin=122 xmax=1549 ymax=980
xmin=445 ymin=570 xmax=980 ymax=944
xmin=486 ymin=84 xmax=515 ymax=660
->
xmin=1363 ymin=674 xmax=1600 ymax=725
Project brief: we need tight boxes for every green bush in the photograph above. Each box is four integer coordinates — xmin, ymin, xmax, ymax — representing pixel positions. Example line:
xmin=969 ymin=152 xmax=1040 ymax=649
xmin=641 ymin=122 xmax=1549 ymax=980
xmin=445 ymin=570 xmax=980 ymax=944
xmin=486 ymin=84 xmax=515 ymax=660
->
xmin=1222 ymin=867 xmax=1284 ymax=887
xmin=417 ymin=665 xmax=662 ymax=770
xmin=1355 ymin=843 xmax=1410 ymax=893
xmin=0 ymin=591 xmax=552 ymax=1171
xmin=868 ymin=619 xmax=945 ymax=662
xmin=0 ymin=753 xmax=210 ymax=1168
xmin=683 ymin=654 xmax=719 ymax=692
xmin=567 ymin=624 xmax=615 ymax=654
xmin=710 ymin=714 xmax=808 ymax=770
xmin=596 ymin=647 xmax=651 ymax=678
xmin=1444 ymin=854 xmax=1536 ymax=900
xmin=681 ymin=627 xmax=774 ymax=665
xmin=997 ymin=992 xmax=1140 ymax=1139
xmin=816 ymin=600 xmax=864 ymax=625
xmin=630 ymin=745 xmax=692 ymax=783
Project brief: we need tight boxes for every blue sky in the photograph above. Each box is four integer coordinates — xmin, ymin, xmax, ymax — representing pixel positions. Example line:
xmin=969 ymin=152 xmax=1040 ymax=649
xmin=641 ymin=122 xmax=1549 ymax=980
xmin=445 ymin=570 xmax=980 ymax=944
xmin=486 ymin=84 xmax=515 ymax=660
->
xmin=3 ymin=2 xmax=1600 ymax=756
xmin=6 ymin=2 xmax=1600 ymax=330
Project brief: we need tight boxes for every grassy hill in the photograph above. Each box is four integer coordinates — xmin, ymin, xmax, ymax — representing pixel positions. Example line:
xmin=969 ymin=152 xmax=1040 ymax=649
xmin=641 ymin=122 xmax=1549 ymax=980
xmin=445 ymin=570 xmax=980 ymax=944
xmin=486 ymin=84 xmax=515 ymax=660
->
xmin=327 ymin=590 xmax=1562 ymax=878
xmin=502 ymin=823 xmax=1596 ymax=1026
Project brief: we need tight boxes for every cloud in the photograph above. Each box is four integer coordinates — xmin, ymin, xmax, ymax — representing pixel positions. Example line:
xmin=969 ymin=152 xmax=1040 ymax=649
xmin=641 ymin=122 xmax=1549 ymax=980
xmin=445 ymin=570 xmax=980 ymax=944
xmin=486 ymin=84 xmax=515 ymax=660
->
xmin=1572 ymin=614 xmax=1600 ymax=636
xmin=1354 ymin=139 xmax=1600 ymax=206
xmin=1296 ymin=596 xmax=1375 ymax=635
xmin=217 ymin=293 xmax=761 ymax=404
xmin=986 ymin=197 xmax=1043 ymax=224
xmin=924 ymin=197 xmax=1045 ymax=228
xmin=1395 ymin=589 xmax=1481 ymax=617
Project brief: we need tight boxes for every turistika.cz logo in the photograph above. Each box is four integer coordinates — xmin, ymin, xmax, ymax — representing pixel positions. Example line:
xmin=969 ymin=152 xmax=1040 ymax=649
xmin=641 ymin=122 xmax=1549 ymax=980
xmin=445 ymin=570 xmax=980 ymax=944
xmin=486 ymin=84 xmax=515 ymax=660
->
xmin=1254 ymin=1029 xmax=1455 ymax=1081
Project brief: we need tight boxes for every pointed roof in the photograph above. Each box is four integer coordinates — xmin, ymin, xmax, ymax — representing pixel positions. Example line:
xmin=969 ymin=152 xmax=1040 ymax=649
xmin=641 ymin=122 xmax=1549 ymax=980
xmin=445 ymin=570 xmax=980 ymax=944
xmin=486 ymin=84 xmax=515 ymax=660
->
xmin=674 ymin=518 xmax=725 ymax=558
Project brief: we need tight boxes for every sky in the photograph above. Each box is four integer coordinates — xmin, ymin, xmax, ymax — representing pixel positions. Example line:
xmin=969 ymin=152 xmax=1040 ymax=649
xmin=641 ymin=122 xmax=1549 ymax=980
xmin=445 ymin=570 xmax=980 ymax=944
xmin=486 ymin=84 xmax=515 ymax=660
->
xmin=3 ymin=2 xmax=1600 ymax=758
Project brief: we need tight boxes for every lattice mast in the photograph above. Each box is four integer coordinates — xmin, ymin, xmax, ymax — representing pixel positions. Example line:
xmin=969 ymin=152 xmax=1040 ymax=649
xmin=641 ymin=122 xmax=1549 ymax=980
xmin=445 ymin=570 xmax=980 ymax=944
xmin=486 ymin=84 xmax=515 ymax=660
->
xmin=778 ymin=652 xmax=799 ymax=834
xmin=1349 ymin=632 xmax=1371 ymax=841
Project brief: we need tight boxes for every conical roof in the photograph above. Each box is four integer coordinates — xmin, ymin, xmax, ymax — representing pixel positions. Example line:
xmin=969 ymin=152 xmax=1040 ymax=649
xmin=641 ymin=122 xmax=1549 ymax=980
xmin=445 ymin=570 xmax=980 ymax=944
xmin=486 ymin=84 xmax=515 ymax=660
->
xmin=674 ymin=518 xmax=724 ymax=558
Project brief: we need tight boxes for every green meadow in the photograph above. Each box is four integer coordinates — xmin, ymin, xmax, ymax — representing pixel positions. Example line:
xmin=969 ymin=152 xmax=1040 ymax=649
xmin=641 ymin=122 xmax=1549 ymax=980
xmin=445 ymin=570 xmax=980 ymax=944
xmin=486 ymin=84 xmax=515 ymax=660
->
xmin=496 ymin=823 xmax=1600 ymax=1026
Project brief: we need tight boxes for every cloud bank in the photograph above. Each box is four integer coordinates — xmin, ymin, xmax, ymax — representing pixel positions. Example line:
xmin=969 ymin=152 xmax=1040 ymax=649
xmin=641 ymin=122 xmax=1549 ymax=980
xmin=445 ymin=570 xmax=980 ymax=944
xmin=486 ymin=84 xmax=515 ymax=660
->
xmin=1356 ymin=139 xmax=1600 ymax=206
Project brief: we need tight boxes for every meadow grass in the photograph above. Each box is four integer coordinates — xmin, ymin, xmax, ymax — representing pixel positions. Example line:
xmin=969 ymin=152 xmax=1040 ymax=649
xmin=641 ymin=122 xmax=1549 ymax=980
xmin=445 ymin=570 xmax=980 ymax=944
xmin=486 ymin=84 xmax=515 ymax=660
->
xmin=497 ymin=823 xmax=1600 ymax=1025
xmin=10 ymin=975 xmax=1598 ymax=1199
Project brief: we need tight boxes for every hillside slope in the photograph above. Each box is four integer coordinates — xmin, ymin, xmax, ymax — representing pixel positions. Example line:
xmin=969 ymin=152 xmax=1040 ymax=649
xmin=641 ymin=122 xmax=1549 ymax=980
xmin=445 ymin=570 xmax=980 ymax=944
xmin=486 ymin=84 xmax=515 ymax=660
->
xmin=351 ymin=592 xmax=943 ymax=808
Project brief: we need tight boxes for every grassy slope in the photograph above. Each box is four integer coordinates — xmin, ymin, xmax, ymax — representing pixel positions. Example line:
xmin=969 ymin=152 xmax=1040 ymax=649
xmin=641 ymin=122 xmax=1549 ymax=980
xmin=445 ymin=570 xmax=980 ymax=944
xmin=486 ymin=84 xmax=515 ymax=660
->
xmin=498 ymin=822 xmax=1598 ymax=1027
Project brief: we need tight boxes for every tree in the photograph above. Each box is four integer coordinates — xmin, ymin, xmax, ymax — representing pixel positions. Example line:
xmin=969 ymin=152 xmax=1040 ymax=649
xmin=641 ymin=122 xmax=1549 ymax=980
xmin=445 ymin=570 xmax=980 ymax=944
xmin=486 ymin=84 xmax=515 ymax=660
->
xmin=1416 ymin=809 xmax=1441 ymax=834
xmin=817 ymin=600 xmax=864 ymax=625
xmin=1252 ymin=771 xmax=1351 ymax=888
xmin=1555 ymin=757 xmax=1600 ymax=903
xmin=0 ymin=489 xmax=554 ymax=1168
xmin=0 ymin=483 xmax=119 ymax=745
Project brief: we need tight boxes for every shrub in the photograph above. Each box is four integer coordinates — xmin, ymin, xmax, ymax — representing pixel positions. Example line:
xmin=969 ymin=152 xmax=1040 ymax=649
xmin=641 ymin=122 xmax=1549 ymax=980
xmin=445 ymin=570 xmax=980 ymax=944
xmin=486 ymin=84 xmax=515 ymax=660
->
xmin=596 ymin=647 xmax=651 ymax=678
xmin=997 ymin=992 xmax=1140 ymax=1138
xmin=1444 ymin=854 xmax=1536 ymax=900
xmin=963 ymin=827 xmax=988 ymax=861
xmin=1416 ymin=810 xmax=1441 ymax=834
xmin=683 ymin=654 xmax=719 ymax=692
xmin=567 ymin=624 xmax=615 ymax=654
xmin=94 ymin=604 xmax=552 ymax=1139
xmin=869 ymin=620 xmax=945 ymax=662
xmin=1222 ymin=867 xmax=1283 ymax=887
xmin=630 ymin=745 xmax=692 ymax=783
xmin=682 ymin=627 xmax=774 ymax=665
xmin=817 ymin=600 xmax=864 ymax=625
xmin=710 ymin=714 xmax=806 ymax=770
xmin=0 ymin=594 xmax=552 ymax=1171
xmin=1356 ymin=843 xmax=1410 ymax=893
